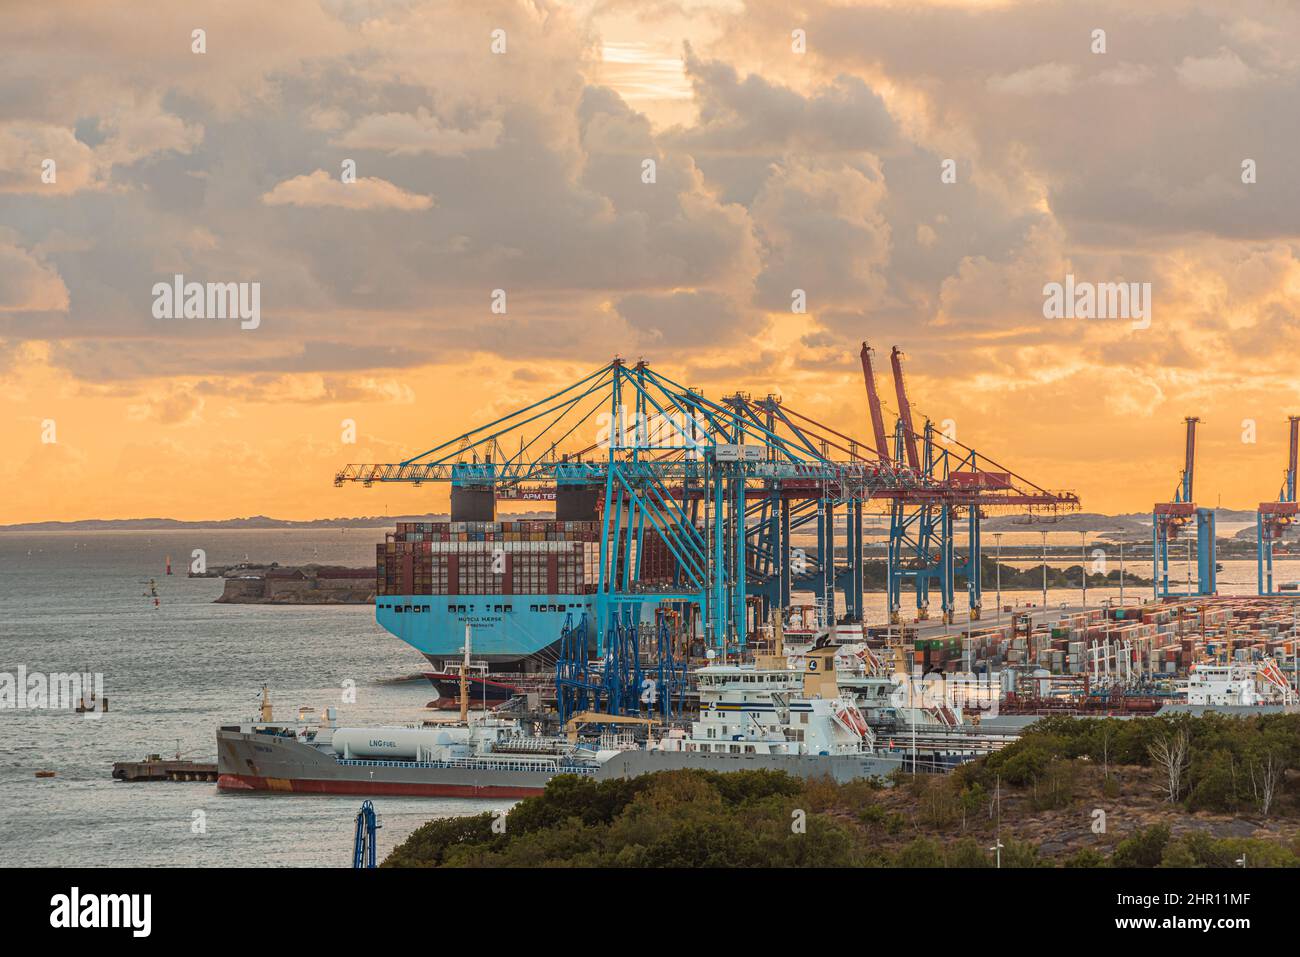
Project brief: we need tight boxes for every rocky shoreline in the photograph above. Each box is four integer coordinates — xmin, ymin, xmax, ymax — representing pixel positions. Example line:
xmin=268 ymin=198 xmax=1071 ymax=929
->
xmin=206 ymin=563 xmax=375 ymax=604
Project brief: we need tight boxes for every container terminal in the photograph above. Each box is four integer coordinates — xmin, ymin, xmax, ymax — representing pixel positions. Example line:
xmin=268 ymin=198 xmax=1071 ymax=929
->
xmin=214 ymin=344 xmax=1300 ymax=797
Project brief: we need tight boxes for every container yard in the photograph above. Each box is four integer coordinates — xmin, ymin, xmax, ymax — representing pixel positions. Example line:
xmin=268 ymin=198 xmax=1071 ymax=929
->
xmin=935 ymin=598 xmax=1300 ymax=680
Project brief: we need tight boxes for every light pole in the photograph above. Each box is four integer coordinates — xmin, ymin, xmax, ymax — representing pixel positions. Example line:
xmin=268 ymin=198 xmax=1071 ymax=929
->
xmin=1080 ymin=531 xmax=1088 ymax=610
xmin=989 ymin=840 xmax=1004 ymax=869
xmin=1118 ymin=532 xmax=1125 ymax=606
xmin=994 ymin=532 xmax=1003 ymax=624
xmin=1040 ymin=530 xmax=1049 ymax=613
xmin=990 ymin=775 xmax=1003 ymax=868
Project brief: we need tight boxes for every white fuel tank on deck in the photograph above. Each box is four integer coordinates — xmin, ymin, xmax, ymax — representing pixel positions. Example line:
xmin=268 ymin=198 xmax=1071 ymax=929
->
xmin=332 ymin=726 xmax=468 ymax=761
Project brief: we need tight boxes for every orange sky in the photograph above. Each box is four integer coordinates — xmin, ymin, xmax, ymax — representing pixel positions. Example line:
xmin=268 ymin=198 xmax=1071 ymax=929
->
xmin=3 ymin=0 xmax=1299 ymax=524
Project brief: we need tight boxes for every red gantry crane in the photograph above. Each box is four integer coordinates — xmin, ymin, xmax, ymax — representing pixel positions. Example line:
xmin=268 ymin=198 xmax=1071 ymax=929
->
xmin=1258 ymin=416 xmax=1300 ymax=595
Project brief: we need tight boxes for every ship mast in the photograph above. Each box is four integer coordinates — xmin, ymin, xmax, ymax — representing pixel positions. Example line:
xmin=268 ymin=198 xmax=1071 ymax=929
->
xmin=459 ymin=622 xmax=471 ymax=724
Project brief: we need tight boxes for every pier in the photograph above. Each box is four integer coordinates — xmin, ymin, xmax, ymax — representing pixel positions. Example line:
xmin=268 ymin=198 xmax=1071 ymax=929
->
xmin=112 ymin=756 xmax=217 ymax=782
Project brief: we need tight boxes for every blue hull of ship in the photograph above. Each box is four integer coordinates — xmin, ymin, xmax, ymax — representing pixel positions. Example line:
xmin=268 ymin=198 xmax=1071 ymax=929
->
xmin=376 ymin=593 xmax=597 ymax=665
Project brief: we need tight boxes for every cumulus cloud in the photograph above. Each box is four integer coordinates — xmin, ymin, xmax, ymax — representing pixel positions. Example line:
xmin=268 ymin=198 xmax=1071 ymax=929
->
xmin=615 ymin=289 xmax=750 ymax=347
xmin=1175 ymin=48 xmax=1257 ymax=90
xmin=262 ymin=170 xmax=435 ymax=210
xmin=987 ymin=62 xmax=1078 ymax=96
xmin=3 ymin=0 xmax=1299 ymax=434
xmin=334 ymin=110 xmax=503 ymax=156
xmin=0 ymin=239 xmax=69 ymax=312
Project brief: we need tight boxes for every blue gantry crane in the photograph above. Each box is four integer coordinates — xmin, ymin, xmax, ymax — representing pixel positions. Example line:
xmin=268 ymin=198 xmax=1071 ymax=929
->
xmin=336 ymin=349 xmax=1078 ymax=662
xmin=1153 ymin=416 xmax=1216 ymax=598
xmin=352 ymin=800 xmax=379 ymax=869
xmin=1258 ymin=416 xmax=1300 ymax=595
xmin=338 ymin=357 xmax=919 ymax=654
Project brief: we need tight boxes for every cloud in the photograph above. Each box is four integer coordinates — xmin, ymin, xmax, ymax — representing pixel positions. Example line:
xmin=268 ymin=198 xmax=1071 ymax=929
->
xmin=615 ymin=289 xmax=750 ymax=347
xmin=261 ymin=170 xmax=435 ymax=210
xmin=126 ymin=384 xmax=205 ymax=425
xmin=1175 ymin=48 xmax=1257 ymax=90
xmin=987 ymin=62 xmax=1078 ymax=96
xmin=335 ymin=110 xmax=503 ymax=156
xmin=0 ymin=125 xmax=97 ymax=194
xmin=0 ymin=239 xmax=69 ymax=312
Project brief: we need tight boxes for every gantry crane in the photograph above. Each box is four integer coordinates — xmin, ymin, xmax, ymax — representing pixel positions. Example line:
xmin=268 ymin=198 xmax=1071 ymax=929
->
xmin=352 ymin=800 xmax=379 ymax=868
xmin=1258 ymin=416 xmax=1300 ymax=595
xmin=335 ymin=349 xmax=1078 ymax=650
xmin=860 ymin=342 xmax=1078 ymax=623
xmin=337 ymin=357 xmax=919 ymax=653
xmin=1153 ymin=416 xmax=1216 ymax=598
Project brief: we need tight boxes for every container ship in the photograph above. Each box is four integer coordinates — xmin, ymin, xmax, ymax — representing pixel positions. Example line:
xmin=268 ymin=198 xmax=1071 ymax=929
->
xmin=375 ymin=486 xmax=679 ymax=672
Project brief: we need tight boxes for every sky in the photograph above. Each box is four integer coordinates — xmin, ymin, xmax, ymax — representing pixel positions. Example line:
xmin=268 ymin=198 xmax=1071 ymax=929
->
xmin=2 ymin=0 xmax=1299 ymax=523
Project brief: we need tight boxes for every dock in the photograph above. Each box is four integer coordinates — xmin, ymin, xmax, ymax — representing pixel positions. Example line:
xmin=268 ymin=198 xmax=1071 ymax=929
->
xmin=112 ymin=755 xmax=217 ymax=782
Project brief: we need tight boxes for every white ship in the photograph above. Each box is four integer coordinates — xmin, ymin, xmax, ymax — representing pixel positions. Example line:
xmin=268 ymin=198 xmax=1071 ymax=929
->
xmin=652 ymin=643 xmax=874 ymax=756
xmin=1181 ymin=660 xmax=1296 ymax=708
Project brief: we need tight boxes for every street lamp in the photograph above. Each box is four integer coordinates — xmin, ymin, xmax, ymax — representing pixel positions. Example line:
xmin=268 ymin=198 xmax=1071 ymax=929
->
xmin=1118 ymin=531 xmax=1125 ymax=606
xmin=1040 ymin=530 xmax=1049 ymax=612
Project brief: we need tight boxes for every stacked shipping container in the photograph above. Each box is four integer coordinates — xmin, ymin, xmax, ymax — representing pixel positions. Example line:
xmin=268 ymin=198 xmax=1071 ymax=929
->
xmin=376 ymin=519 xmax=681 ymax=596
xmin=934 ymin=598 xmax=1300 ymax=677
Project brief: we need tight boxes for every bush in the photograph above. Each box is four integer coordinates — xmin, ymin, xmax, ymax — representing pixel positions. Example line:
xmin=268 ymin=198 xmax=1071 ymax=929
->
xmin=1064 ymin=847 xmax=1109 ymax=868
xmin=895 ymin=837 xmax=945 ymax=867
xmin=945 ymin=838 xmax=992 ymax=868
xmin=1112 ymin=824 xmax=1170 ymax=868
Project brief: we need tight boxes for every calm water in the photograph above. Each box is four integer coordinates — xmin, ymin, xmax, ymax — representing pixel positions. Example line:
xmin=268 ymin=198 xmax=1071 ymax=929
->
xmin=0 ymin=529 xmax=511 ymax=868
xmin=3 ymin=527 xmax=1295 ymax=868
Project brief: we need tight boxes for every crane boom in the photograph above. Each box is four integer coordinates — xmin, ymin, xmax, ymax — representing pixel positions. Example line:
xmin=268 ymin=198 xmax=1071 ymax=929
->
xmin=889 ymin=346 xmax=921 ymax=471
xmin=859 ymin=342 xmax=891 ymax=464
xmin=1181 ymin=416 xmax=1199 ymax=502
xmin=1288 ymin=416 xmax=1299 ymax=502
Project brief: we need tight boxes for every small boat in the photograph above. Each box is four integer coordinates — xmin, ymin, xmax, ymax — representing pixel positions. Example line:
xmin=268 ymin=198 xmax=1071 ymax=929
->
xmin=35 ymin=770 xmax=56 ymax=778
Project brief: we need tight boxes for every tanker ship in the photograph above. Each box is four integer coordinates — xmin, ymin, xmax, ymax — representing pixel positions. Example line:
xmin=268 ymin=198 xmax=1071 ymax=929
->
xmin=216 ymin=647 xmax=912 ymax=798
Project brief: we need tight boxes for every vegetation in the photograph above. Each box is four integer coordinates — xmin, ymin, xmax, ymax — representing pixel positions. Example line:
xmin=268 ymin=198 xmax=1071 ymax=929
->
xmin=857 ymin=558 xmax=1153 ymax=592
xmin=385 ymin=713 xmax=1300 ymax=868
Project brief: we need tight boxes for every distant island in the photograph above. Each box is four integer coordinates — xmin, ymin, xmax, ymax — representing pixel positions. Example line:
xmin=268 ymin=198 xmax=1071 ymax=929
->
xmin=210 ymin=563 xmax=376 ymax=604
xmin=2 ymin=512 xmax=540 ymax=532
xmin=0 ymin=508 xmax=1264 ymax=534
